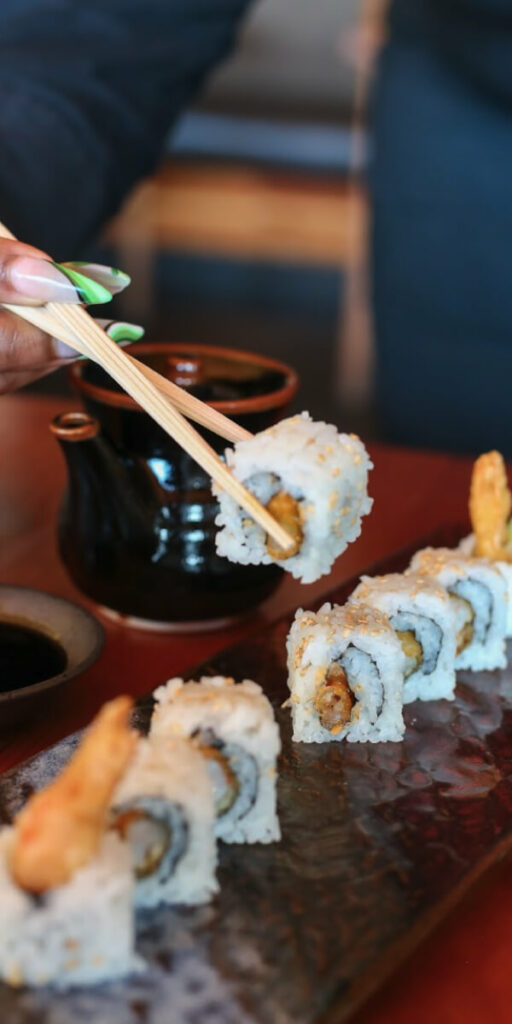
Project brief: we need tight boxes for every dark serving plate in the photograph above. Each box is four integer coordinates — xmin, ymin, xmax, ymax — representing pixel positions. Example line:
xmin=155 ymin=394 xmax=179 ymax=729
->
xmin=1 ymin=525 xmax=512 ymax=1024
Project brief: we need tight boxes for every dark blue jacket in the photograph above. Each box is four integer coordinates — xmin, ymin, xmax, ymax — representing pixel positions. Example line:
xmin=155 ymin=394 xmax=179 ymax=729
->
xmin=0 ymin=0 xmax=251 ymax=255
xmin=371 ymin=0 xmax=512 ymax=454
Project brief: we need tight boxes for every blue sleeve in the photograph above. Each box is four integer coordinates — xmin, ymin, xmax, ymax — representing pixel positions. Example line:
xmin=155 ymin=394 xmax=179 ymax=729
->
xmin=390 ymin=0 xmax=512 ymax=112
xmin=0 ymin=0 xmax=253 ymax=255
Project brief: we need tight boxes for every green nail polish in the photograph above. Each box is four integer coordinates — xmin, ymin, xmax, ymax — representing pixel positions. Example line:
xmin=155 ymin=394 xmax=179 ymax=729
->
xmin=77 ymin=321 xmax=145 ymax=359
xmin=105 ymin=322 xmax=145 ymax=343
xmin=62 ymin=261 xmax=131 ymax=292
xmin=52 ymin=262 xmax=112 ymax=305
xmin=111 ymin=267 xmax=130 ymax=283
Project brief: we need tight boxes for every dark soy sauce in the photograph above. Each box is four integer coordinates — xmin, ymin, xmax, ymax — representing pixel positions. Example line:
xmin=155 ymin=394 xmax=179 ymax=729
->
xmin=0 ymin=622 xmax=68 ymax=692
xmin=85 ymin=355 xmax=286 ymax=404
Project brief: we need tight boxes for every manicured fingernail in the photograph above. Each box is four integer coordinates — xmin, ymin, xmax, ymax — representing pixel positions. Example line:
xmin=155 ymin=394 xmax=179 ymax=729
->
xmin=52 ymin=338 xmax=78 ymax=360
xmin=9 ymin=258 xmax=83 ymax=303
xmin=51 ymin=263 xmax=112 ymax=304
xmin=50 ymin=320 xmax=143 ymax=363
xmin=72 ymin=320 xmax=145 ymax=360
xmin=62 ymin=262 xmax=131 ymax=296
xmin=98 ymin=319 xmax=145 ymax=343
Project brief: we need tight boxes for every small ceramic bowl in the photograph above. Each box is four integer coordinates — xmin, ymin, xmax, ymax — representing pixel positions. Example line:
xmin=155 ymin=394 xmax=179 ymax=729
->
xmin=0 ymin=586 xmax=104 ymax=731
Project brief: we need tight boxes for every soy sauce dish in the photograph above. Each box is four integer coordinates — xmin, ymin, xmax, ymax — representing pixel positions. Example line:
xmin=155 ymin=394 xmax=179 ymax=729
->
xmin=0 ymin=586 xmax=104 ymax=729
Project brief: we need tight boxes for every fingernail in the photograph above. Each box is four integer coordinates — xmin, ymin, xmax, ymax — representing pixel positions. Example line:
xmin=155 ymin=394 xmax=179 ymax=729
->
xmin=62 ymin=262 xmax=131 ymax=296
xmin=98 ymin=319 xmax=145 ymax=343
xmin=51 ymin=263 xmax=112 ymax=304
xmin=71 ymin=320 xmax=145 ymax=360
xmin=50 ymin=321 xmax=144 ymax=363
xmin=9 ymin=258 xmax=83 ymax=304
xmin=52 ymin=337 xmax=79 ymax=360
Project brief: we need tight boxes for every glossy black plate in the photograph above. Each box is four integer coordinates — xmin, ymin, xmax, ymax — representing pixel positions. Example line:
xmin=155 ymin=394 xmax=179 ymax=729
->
xmin=2 ymin=526 xmax=512 ymax=1024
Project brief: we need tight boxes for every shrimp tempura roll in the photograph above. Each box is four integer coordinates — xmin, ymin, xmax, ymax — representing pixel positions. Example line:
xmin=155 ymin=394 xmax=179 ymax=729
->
xmin=286 ymin=603 xmax=406 ymax=743
xmin=0 ymin=698 xmax=140 ymax=989
xmin=150 ymin=676 xmax=281 ymax=844
xmin=410 ymin=548 xmax=507 ymax=671
xmin=349 ymin=572 xmax=457 ymax=703
xmin=0 ymin=830 xmax=136 ymax=990
xmin=459 ymin=450 xmax=512 ymax=636
xmin=213 ymin=412 xmax=373 ymax=583
xmin=111 ymin=735 xmax=218 ymax=908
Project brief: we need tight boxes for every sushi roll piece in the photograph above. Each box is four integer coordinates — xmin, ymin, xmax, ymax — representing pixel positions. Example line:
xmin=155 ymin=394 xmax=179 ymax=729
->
xmin=150 ymin=676 xmax=281 ymax=844
xmin=410 ymin=548 xmax=508 ymax=671
xmin=0 ymin=830 xmax=137 ymax=990
xmin=458 ymin=451 xmax=512 ymax=636
xmin=110 ymin=735 xmax=218 ymax=908
xmin=0 ymin=697 xmax=140 ymax=989
xmin=349 ymin=572 xmax=457 ymax=703
xmin=286 ymin=602 xmax=406 ymax=743
xmin=459 ymin=533 xmax=512 ymax=636
xmin=213 ymin=412 xmax=373 ymax=583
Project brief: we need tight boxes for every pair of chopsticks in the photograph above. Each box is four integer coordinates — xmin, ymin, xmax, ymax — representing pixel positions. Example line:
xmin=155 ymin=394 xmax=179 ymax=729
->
xmin=0 ymin=221 xmax=294 ymax=553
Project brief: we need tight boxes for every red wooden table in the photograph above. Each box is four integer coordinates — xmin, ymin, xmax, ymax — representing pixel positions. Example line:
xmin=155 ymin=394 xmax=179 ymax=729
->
xmin=0 ymin=393 xmax=509 ymax=1023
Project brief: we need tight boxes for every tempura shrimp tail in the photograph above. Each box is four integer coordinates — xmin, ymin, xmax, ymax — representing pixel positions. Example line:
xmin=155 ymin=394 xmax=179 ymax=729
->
xmin=10 ymin=696 xmax=138 ymax=894
xmin=469 ymin=450 xmax=512 ymax=561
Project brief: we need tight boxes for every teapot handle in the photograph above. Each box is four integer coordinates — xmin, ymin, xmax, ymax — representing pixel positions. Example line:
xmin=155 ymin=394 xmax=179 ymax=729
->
xmin=50 ymin=411 xmax=100 ymax=442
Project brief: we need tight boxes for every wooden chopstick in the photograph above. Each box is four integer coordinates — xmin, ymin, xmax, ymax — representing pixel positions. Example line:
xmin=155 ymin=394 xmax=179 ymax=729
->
xmin=51 ymin=303 xmax=294 ymax=550
xmin=0 ymin=225 xmax=293 ymax=552
xmin=0 ymin=221 xmax=250 ymax=444
xmin=123 ymin=360 xmax=252 ymax=444
xmin=2 ymin=301 xmax=250 ymax=445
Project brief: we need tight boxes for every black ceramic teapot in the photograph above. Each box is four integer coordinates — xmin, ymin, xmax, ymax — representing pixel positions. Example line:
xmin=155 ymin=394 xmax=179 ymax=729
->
xmin=51 ymin=344 xmax=298 ymax=629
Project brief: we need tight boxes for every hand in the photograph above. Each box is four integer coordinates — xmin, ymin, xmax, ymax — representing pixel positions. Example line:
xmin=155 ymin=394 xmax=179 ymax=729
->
xmin=0 ymin=238 xmax=141 ymax=394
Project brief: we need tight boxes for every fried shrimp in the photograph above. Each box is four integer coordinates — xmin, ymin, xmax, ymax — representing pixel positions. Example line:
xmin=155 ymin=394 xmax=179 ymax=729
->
xmin=265 ymin=490 xmax=303 ymax=560
xmin=469 ymin=451 xmax=512 ymax=561
xmin=395 ymin=629 xmax=423 ymax=678
xmin=10 ymin=696 xmax=137 ymax=893
xmin=314 ymin=663 xmax=355 ymax=733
